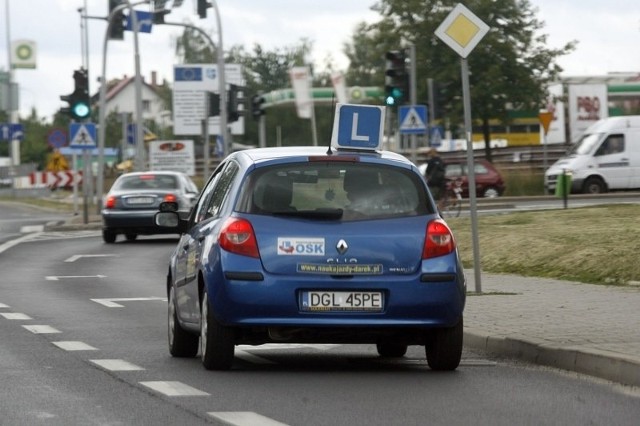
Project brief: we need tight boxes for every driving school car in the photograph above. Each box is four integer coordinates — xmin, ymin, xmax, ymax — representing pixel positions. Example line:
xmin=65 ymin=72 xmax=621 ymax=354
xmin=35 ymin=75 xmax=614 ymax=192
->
xmin=155 ymin=104 xmax=466 ymax=371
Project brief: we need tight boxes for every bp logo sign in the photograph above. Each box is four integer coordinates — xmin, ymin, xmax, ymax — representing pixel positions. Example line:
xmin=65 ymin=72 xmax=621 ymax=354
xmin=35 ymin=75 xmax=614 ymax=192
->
xmin=11 ymin=40 xmax=36 ymax=69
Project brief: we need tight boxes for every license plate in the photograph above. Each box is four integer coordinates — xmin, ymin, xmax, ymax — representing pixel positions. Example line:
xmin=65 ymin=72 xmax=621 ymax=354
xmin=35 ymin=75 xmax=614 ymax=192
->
xmin=301 ymin=291 xmax=383 ymax=312
xmin=126 ymin=197 xmax=155 ymax=205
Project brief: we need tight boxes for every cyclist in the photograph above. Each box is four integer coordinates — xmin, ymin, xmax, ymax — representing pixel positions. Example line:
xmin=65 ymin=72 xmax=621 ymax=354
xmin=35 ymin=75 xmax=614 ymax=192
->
xmin=424 ymin=148 xmax=447 ymax=207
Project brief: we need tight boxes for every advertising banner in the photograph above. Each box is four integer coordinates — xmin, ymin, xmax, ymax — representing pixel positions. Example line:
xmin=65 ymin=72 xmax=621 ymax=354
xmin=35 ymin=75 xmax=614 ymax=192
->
xmin=568 ymin=84 xmax=608 ymax=142
xmin=149 ymin=140 xmax=195 ymax=176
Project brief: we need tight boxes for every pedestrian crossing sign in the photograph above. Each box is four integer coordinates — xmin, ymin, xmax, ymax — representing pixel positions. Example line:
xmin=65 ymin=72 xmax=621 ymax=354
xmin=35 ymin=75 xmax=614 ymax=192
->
xmin=69 ymin=123 xmax=97 ymax=149
xmin=398 ymin=105 xmax=427 ymax=135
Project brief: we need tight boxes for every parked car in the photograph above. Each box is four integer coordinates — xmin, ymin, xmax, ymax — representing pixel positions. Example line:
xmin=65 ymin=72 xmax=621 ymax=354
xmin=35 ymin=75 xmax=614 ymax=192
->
xmin=101 ymin=171 xmax=199 ymax=243
xmin=155 ymin=144 xmax=466 ymax=371
xmin=420 ymin=158 xmax=506 ymax=198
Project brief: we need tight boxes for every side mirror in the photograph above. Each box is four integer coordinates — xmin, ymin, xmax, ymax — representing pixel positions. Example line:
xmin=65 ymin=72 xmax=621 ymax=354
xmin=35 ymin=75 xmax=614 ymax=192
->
xmin=155 ymin=211 xmax=180 ymax=228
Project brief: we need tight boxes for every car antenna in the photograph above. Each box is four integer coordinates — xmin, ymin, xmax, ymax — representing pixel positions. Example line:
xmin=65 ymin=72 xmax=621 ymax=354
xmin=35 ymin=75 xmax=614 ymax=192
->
xmin=326 ymin=94 xmax=336 ymax=155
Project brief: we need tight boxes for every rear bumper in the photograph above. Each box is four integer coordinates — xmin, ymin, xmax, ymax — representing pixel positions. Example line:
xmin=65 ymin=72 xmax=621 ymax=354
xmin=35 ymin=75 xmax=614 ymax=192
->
xmin=102 ymin=209 xmax=175 ymax=235
xmin=206 ymin=254 xmax=466 ymax=334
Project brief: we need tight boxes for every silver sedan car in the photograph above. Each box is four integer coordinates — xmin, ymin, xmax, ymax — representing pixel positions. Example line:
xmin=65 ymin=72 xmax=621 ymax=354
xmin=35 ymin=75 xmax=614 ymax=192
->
xmin=101 ymin=171 xmax=198 ymax=243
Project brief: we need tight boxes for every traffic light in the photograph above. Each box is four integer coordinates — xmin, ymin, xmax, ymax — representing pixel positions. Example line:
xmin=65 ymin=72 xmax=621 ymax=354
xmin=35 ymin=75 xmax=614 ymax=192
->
xmin=207 ymin=92 xmax=220 ymax=117
xmin=60 ymin=68 xmax=91 ymax=121
xmin=109 ymin=0 xmax=126 ymax=40
xmin=384 ymin=50 xmax=408 ymax=106
xmin=197 ymin=0 xmax=211 ymax=18
xmin=152 ymin=0 xmax=170 ymax=24
xmin=251 ymin=94 xmax=266 ymax=119
xmin=227 ymin=84 xmax=245 ymax=123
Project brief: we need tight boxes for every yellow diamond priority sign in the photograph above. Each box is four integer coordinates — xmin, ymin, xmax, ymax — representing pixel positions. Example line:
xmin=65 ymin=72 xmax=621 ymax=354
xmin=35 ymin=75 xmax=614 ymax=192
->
xmin=435 ymin=4 xmax=490 ymax=58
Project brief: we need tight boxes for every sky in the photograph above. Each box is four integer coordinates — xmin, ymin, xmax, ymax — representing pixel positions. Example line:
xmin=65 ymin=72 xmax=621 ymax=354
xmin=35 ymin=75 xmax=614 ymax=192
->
xmin=1 ymin=0 xmax=639 ymax=120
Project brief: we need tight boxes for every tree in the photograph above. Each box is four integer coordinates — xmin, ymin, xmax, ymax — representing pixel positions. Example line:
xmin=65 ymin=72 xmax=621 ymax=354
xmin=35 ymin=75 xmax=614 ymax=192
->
xmin=344 ymin=0 xmax=576 ymax=160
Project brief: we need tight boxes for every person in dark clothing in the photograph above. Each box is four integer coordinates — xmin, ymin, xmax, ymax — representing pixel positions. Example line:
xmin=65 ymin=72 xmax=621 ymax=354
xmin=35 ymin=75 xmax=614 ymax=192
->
xmin=425 ymin=148 xmax=446 ymax=203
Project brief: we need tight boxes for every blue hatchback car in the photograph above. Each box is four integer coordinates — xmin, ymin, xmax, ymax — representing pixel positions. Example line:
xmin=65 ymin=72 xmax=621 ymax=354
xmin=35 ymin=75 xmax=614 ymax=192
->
xmin=156 ymin=144 xmax=466 ymax=371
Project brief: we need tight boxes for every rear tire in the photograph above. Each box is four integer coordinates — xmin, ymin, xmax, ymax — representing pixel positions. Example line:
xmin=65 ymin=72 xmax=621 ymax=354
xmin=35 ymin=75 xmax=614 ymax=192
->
xmin=168 ymin=286 xmax=199 ymax=358
xmin=425 ymin=317 xmax=463 ymax=371
xmin=483 ymin=187 xmax=500 ymax=198
xmin=376 ymin=343 xmax=408 ymax=358
xmin=442 ymin=190 xmax=462 ymax=218
xmin=102 ymin=229 xmax=116 ymax=243
xmin=200 ymin=287 xmax=235 ymax=370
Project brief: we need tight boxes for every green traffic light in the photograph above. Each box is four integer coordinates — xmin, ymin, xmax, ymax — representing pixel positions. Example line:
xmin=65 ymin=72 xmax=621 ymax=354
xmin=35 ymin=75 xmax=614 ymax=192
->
xmin=72 ymin=102 xmax=90 ymax=119
xmin=385 ymin=96 xmax=396 ymax=106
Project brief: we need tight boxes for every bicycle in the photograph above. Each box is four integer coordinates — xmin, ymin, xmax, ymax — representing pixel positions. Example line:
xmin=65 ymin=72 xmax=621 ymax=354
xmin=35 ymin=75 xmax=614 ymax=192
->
xmin=438 ymin=177 xmax=463 ymax=218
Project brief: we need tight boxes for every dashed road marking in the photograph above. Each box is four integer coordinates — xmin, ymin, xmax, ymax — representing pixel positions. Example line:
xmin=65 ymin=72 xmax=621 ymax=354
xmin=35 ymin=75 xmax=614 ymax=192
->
xmin=208 ymin=412 xmax=289 ymax=426
xmin=139 ymin=381 xmax=209 ymax=397
xmin=91 ymin=297 xmax=167 ymax=308
xmin=90 ymin=359 xmax=145 ymax=371
xmin=53 ymin=341 xmax=98 ymax=351
xmin=23 ymin=325 xmax=61 ymax=334
xmin=64 ymin=254 xmax=118 ymax=263
xmin=46 ymin=274 xmax=107 ymax=281
xmin=0 ymin=312 xmax=32 ymax=320
xmin=0 ymin=303 xmax=9 ymax=308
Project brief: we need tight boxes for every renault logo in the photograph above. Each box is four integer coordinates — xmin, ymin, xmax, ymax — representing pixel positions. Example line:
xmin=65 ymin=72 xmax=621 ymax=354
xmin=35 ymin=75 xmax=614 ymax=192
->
xmin=336 ymin=239 xmax=348 ymax=254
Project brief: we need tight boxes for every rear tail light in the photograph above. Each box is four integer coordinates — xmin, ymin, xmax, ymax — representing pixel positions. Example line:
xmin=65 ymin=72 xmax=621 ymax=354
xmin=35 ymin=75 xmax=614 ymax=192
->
xmin=104 ymin=196 xmax=117 ymax=209
xmin=219 ymin=218 xmax=260 ymax=258
xmin=423 ymin=219 xmax=456 ymax=259
xmin=163 ymin=193 xmax=177 ymax=203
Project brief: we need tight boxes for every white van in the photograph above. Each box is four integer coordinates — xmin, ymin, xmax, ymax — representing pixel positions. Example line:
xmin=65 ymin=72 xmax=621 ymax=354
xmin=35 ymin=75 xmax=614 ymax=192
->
xmin=545 ymin=116 xmax=640 ymax=194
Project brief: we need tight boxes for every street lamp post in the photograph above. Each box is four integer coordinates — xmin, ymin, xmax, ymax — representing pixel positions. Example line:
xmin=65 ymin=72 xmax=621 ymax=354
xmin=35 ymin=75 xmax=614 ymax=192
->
xmin=96 ymin=0 xmax=149 ymax=215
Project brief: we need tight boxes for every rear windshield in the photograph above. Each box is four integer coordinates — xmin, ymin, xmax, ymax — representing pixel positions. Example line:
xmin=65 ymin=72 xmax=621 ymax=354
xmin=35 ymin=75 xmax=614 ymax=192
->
xmin=237 ymin=162 xmax=431 ymax=221
xmin=115 ymin=174 xmax=179 ymax=190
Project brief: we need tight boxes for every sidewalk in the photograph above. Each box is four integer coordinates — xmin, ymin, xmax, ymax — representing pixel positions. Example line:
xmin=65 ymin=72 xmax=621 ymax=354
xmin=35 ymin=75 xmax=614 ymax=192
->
xmin=43 ymin=214 xmax=640 ymax=387
xmin=463 ymin=272 xmax=640 ymax=387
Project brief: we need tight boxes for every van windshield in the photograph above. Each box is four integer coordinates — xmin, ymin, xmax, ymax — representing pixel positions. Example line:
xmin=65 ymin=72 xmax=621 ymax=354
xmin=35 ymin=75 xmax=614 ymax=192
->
xmin=569 ymin=133 xmax=604 ymax=155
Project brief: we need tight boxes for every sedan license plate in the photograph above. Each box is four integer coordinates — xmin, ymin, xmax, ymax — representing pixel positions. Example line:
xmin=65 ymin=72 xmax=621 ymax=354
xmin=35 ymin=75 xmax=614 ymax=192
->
xmin=126 ymin=197 xmax=155 ymax=205
xmin=301 ymin=291 xmax=383 ymax=312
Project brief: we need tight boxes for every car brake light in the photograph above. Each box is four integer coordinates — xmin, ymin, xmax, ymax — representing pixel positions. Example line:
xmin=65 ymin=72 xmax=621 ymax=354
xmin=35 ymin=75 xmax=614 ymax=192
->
xmin=219 ymin=218 xmax=260 ymax=258
xmin=104 ymin=196 xmax=116 ymax=209
xmin=423 ymin=219 xmax=456 ymax=259
xmin=163 ymin=193 xmax=177 ymax=203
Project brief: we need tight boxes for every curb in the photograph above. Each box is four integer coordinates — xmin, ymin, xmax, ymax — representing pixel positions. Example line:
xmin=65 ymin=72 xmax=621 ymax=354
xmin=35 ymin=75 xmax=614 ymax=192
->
xmin=464 ymin=329 xmax=640 ymax=387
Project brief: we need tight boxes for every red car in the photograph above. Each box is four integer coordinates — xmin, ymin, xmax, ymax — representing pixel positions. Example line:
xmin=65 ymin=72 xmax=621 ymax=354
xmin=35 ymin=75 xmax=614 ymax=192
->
xmin=421 ymin=159 xmax=506 ymax=198
xmin=444 ymin=159 xmax=506 ymax=198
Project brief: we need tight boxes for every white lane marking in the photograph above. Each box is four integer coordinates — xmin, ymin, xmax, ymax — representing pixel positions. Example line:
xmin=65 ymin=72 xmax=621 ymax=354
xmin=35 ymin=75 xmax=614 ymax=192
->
xmin=23 ymin=325 xmax=61 ymax=334
xmin=139 ymin=381 xmax=209 ymax=397
xmin=0 ymin=312 xmax=32 ymax=320
xmin=0 ymin=303 xmax=9 ymax=308
xmin=91 ymin=297 xmax=167 ymax=308
xmin=46 ymin=275 xmax=107 ymax=281
xmin=53 ymin=341 xmax=98 ymax=351
xmin=208 ymin=412 xmax=289 ymax=426
xmin=235 ymin=350 xmax=276 ymax=365
xmin=20 ymin=225 xmax=44 ymax=233
xmin=64 ymin=254 xmax=118 ymax=263
xmin=90 ymin=359 xmax=145 ymax=371
xmin=0 ymin=232 xmax=42 ymax=255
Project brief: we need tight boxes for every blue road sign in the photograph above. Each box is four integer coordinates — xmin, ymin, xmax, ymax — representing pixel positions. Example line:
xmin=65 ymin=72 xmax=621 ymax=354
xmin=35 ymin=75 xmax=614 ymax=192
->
xmin=126 ymin=11 xmax=153 ymax=33
xmin=331 ymin=104 xmax=385 ymax=150
xmin=0 ymin=123 xmax=24 ymax=141
xmin=69 ymin=123 xmax=97 ymax=149
xmin=399 ymin=105 xmax=428 ymax=135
